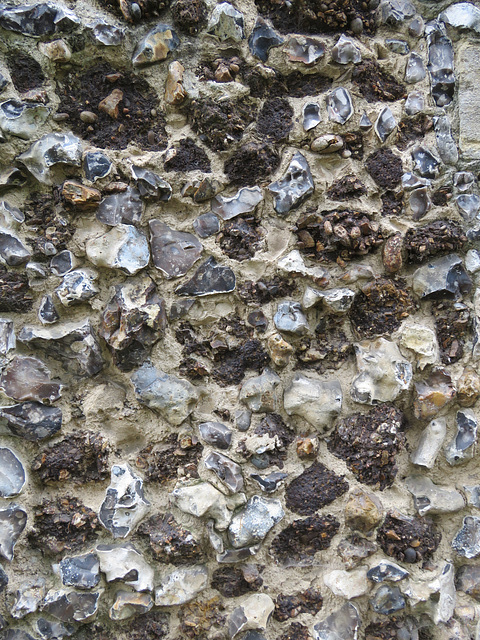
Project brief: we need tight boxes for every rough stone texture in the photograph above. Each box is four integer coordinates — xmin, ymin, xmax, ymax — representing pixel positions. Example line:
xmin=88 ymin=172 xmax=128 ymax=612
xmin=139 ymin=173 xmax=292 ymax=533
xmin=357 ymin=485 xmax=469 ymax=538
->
xmin=0 ymin=1 xmax=477 ymax=638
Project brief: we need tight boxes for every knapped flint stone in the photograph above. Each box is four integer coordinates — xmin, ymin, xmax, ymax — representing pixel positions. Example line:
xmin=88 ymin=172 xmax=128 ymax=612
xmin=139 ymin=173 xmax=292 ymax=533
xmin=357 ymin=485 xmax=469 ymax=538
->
xmin=0 ymin=201 xmax=24 ymax=226
xmin=411 ymin=418 xmax=446 ymax=468
xmin=274 ymin=301 xmax=308 ymax=335
xmin=131 ymin=166 xmax=172 ymax=201
xmin=99 ymin=463 xmax=150 ymax=538
xmin=87 ymin=19 xmax=125 ymax=45
xmin=36 ymin=618 xmax=74 ymax=640
xmin=227 ymin=593 xmax=274 ymax=638
xmin=240 ymin=369 xmax=281 ymax=413
xmin=385 ymin=38 xmax=409 ymax=54
xmin=132 ymin=24 xmax=180 ymax=66
xmin=405 ymin=475 xmax=465 ymax=515
xmin=0 ymin=319 xmax=14 ymax=355
xmin=370 ymin=584 xmax=406 ymax=615
xmin=248 ymin=17 xmax=284 ymax=62
xmin=170 ymin=479 xmax=237 ymax=530
xmin=85 ymin=224 xmax=150 ymax=276
xmin=0 ymin=504 xmax=27 ymax=561
xmin=96 ymin=187 xmax=143 ymax=226
xmin=55 ymin=270 xmax=97 ymax=307
xmin=109 ymin=591 xmax=153 ymax=621
xmin=412 ymin=254 xmax=472 ymax=299
xmin=452 ymin=516 xmax=480 ymax=558
xmin=42 ymin=590 xmax=100 ymax=623
xmin=18 ymin=320 xmax=104 ymax=377
xmin=313 ymin=602 xmax=360 ymax=640
xmin=359 ymin=112 xmax=373 ymax=130
xmin=175 ymin=257 xmax=235 ymax=296
xmin=0 ymin=228 xmax=30 ymax=266
xmin=434 ymin=114 xmax=458 ymax=165
xmin=404 ymin=91 xmax=425 ymax=115
xmin=426 ymin=21 xmax=455 ymax=107
xmin=0 ymin=448 xmax=26 ymax=497
xmin=374 ymin=106 xmax=396 ymax=142
xmin=331 ymin=35 xmax=361 ymax=64
xmin=154 ymin=565 xmax=208 ymax=606
xmin=212 ymin=187 xmax=263 ymax=221
xmin=268 ymin=153 xmax=314 ymax=215
xmin=440 ymin=3 xmax=480 ymax=33
xmin=131 ymin=362 xmax=198 ymax=425
xmin=59 ymin=554 xmax=100 ymax=590
xmin=456 ymin=564 xmax=480 ymax=599
xmin=0 ymin=168 xmax=27 ymax=192
xmin=17 ymin=133 xmax=82 ymax=184
xmin=445 ymin=408 xmax=478 ymax=465
xmin=367 ymin=561 xmax=409 ymax=583
xmin=411 ymin=145 xmax=441 ymax=179
xmin=0 ymin=567 xmax=7 ymax=592
xmin=11 ymin=578 xmax=45 ymax=619
xmin=284 ymin=374 xmax=342 ymax=430
xmin=50 ymin=251 xmax=75 ymax=276
xmin=96 ymin=543 xmax=154 ymax=592
xmin=409 ymin=187 xmax=431 ymax=220
xmin=199 ymin=422 xmax=232 ymax=449
xmin=193 ymin=213 xmax=220 ymax=238
xmin=101 ymin=276 xmax=167 ymax=370
xmin=0 ymin=402 xmax=62 ymax=440
xmin=228 ymin=495 xmax=284 ymax=548
xmin=351 ymin=338 xmax=412 ymax=404
xmin=208 ymin=2 xmax=244 ymax=41
xmin=0 ymin=100 xmax=48 ymax=140
xmin=327 ymin=87 xmax=354 ymax=125
xmin=303 ymin=102 xmax=321 ymax=131
xmin=38 ymin=295 xmax=60 ymax=325
xmin=149 ymin=221 xmax=203 ymax=279
xmin=405 ymin=52 xmax=426 ymax=83
xmin=250 ymin=472 xmax=287 ymax=493
xmin=0 ymin=3 xmax=79 ymax=37
xmin=0 ymin=632 xmax=34 ymax=640
xmin=83 ymin=151 xmax=112 ymax=182
xmin=205 ymin=451 xmax=243 ymax=493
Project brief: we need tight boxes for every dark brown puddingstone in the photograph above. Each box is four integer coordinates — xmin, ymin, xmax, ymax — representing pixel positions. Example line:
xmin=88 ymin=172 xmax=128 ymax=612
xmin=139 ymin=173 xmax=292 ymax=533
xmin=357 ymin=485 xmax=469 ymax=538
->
xmin=404 ymin=220 xmax=467 ymax=263
xmin=238 ymin=276 xmax=296 ymax=305
xmin=352 ymin=59 xmax=406 ymax=103
xmin=188 ymin=98 xmax=257 ymax=151
xmin=270 ymin=514 xmax=340 ymax=563
xmin=224 ymin=142 xmax=280 ymax=186
xmin=377 ymin=511 xmax=441 ymax=563
xmin=98 ymin=0 xmax=170 ymax=21
xmin=296 ymin=316 xmax=353 ymax=373
xmin=432 ymin=185 xmax=452 ymax=206
xmin=125 ymin=612 xmax=170 ymax=640
xmin=172 ymin=0 xmax=207 ymax=34
xmin=24 ymin=191 xmax=74 ymax=259
xmin=7 ymin=51 xmax=44 ymax=92
xmin=31 ymin=432 xmax=109 ymax=484
xmin=433 ymin=301 xmax=471 ymax=366
xmin=286 ymin=462 xmax=348 ymax=516
xmin=349 ymin=277 xmax=415 ymax=339
xmin=327 ymin=175 xmax=367 ymax=201
xmin=178 ymin=597 xmax=226 ymax=639
xmin=274 ymin=589 xmax=323 ymax=622
xmin=257 ymin=97 xmax=294 ymax=141
xmin=212 ymin=338 xmax=270 ymax=386
xmin=276 ymin=622 xmax=312 ymax=640
xmin=138 ymin=513 xmax=203 ymax=565
xmin=211 ymin=566 xmax=263 ymax=597
xmin=57 ymin=63 xmax=168 ymax=150
xmin=29 ymin=497 xmax=100 ymax=554
xmin=0 ymin=271 xmax=33 ymax=312
xmin=396 ymin=115 xmax=434 ymax=151
xmin=366 ymin=148 xmax=403 ymax=189
xmin=250 ymin=413 xmax=295 ymax=467
xmin=164 ymin=138 xmax=211 ymax=172
xmin=364 ymin=618 xmax=427 ymax=640
xmin=217 ymin=216 xmax=263 ymax=261
xmin=343 ymin=131 xmax=364 ymax=160
xmin=381 ymin=190 xmax=404 ymax=217
xmin=295 ymin=209 xmax=384 ymax=263
xmin=136 ymin=434 xmax=203 ymax=483
xmin=254 ymin=0 xmax=376 ymax=35
xmin=244 ymin=68 xmax=332 ymax=99
xmin=328 ymin=405 xmax=406 ymax=490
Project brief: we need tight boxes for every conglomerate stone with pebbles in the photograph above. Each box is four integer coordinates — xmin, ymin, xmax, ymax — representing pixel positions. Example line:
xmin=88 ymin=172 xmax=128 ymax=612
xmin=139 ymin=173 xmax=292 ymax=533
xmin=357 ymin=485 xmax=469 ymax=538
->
xmin=0 ymin=0 xmax=480 ymax=638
